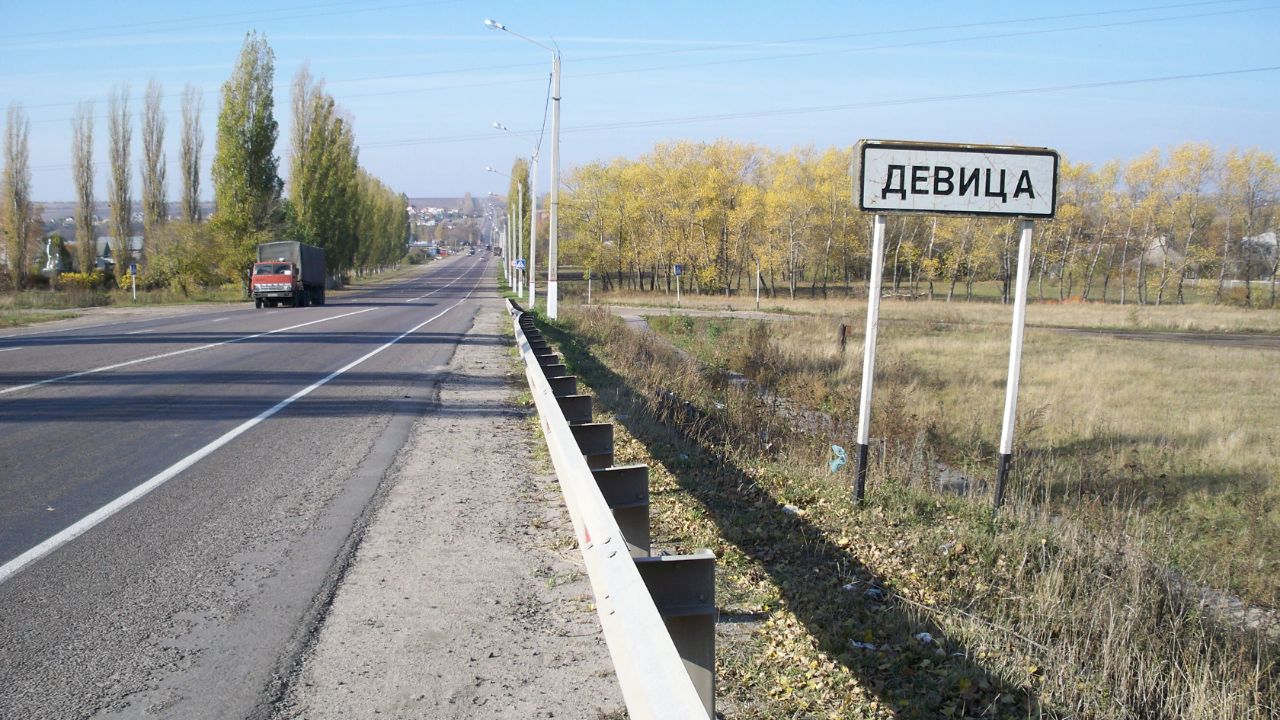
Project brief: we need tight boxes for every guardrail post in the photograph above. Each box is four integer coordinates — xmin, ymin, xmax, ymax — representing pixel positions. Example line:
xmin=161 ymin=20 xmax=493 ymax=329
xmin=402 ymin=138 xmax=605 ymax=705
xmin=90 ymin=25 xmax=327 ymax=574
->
xmin=591 ymin=465 xmax=650 ymax=556
xmin=557 ymin=394 xmax=593 ymax=425
xmin=547 ymin=375 xmax=578 ymax=397
xmin=636 ymin=550 xmax=717 ymax=718
xmin=570 ymin=423 xmax=613 ymax=468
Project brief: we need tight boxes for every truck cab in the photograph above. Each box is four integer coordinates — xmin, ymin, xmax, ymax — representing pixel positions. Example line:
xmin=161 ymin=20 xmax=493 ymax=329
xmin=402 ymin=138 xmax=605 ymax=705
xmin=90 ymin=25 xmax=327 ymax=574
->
xmin=251 ymin=260 xmax=303 ymax=308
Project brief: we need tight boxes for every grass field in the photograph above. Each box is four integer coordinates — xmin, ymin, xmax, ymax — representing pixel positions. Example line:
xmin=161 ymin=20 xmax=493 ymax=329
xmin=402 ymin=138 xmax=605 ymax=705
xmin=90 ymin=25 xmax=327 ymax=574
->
xmin=645 ymin=308 xmax=1280 ymax=608
xmin=528 ymin=298 xmax=1279 ymax=718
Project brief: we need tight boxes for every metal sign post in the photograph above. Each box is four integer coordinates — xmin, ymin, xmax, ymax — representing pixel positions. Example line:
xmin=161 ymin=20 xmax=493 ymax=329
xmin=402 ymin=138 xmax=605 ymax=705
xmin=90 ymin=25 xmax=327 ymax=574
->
xmin=852 ymin=140 xmax=1058 ymax=507
xmin=674 ymin=263 xmax=683 ymax=307
xmin=994 ymin=219 xmax=1035 ymax=509
xmin=130 ymin=263 xmax=137 ymax=301
xmin=854 ymin=215 xmax=886 ymax=503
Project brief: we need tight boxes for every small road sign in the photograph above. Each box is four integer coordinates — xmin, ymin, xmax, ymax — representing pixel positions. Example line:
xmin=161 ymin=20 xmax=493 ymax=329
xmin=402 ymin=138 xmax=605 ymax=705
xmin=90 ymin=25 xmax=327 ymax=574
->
xmin=514 ymin=258 xmax=526 ymax=270
xmin=673 ymin=263 xmax=684 ymax=277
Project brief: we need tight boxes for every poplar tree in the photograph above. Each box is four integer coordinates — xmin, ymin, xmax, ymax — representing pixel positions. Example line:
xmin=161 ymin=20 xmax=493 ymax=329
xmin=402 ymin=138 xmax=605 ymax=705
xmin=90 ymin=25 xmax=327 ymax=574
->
xmin=72 ymin=102 xmax=96 ymax=273
xmin=180 ymin=84 xmax=203 ymax=223
xmin=2 ymin=103 xmax=33 ymax=286
xmin=212 ymin=31 xmax=282 ymax=281
xmin=141 ymin=79 xmax=167 ymax=241
xmin=107 ymin=84 xmax=132 ymax=284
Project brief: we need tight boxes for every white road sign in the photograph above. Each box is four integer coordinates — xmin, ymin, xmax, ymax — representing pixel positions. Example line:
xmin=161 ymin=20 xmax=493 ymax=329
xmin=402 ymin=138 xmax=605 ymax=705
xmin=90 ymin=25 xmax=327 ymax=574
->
xmin=854 ymin=140 xmax=1059 ymax=218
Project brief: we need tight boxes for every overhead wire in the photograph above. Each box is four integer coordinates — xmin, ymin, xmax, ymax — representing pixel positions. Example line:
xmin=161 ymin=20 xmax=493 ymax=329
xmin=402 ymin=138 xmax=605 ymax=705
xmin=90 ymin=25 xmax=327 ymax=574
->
xmin=357 ymin=65 xmax=1280 ymax=151
xmin=14 ymin=0 xmax=1273 ymax=120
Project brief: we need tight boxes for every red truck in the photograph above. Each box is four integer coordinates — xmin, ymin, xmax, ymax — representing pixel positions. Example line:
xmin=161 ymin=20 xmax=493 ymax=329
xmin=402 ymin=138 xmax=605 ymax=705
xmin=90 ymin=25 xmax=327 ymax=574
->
xmin=250 ymin=241 xmax=327 ymax=308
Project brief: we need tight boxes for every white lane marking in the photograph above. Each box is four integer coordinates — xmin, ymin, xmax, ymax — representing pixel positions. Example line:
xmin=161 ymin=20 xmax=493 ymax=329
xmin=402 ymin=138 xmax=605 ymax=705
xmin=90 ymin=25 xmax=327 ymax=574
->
xmin=0 ymin=272 xmax=484 ymax=586
xmin=210 ymin=318 xmax=228 ymax=323
xmin=0 ymin=307 xmax=378 ymax=397
xmin=403 ymin=268 xmax=467 ymax=302
xmin=0 ymin=346 xmax=25 ymax=353
xmin=125 ymin=329 xmax=155 ymax=335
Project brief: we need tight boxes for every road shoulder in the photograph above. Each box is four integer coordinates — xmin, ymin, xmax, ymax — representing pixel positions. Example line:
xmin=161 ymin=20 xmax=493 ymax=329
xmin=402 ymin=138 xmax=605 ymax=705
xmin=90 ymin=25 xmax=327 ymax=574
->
xmin=275 ymin=302 xmax=624 ymax=719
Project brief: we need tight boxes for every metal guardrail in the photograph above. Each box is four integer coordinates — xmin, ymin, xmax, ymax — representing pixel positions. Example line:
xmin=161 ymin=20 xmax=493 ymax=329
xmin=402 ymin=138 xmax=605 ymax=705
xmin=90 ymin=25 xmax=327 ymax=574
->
xmin=508 ymin=299 xmax=715 ymax=719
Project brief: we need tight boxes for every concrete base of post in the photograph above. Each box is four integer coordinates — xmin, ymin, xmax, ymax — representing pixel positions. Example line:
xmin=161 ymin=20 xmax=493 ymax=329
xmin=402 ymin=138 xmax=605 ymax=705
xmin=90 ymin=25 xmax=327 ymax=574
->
xmin=547 ymin=280 xmax=558 ymax=318
xmin=993 ymin=452 xmax=1012 ymax=510
xmin=854 ymin=442 xmax=869 ymax=503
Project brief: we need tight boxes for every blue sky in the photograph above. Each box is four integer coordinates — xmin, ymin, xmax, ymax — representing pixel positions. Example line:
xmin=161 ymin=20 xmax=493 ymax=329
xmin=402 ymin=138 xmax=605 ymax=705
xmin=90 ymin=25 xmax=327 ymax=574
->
xmin=2 ymin=0 xmax=1277 ymax=201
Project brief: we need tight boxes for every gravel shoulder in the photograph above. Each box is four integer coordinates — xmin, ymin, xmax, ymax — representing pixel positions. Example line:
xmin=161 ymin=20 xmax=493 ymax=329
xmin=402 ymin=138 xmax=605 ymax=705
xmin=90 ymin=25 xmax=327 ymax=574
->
xmin=275 ymin=304 xmax=624 ymax=720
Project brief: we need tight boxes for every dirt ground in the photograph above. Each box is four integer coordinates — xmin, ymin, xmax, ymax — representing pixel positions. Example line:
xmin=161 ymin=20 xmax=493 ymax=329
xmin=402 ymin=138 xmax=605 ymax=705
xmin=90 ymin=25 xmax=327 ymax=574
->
xmin=275 ymin=304 xmax=625 ymax=719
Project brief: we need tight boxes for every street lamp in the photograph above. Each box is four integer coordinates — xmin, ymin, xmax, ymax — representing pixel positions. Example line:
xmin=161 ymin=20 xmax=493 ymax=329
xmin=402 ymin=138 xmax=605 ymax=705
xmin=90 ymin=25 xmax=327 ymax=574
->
xmin=485 ymin=18 xmax=561 ymax=319
xmin=486 ymin=166 xmax=521 ymax=294
xmin=494 ymin=121 xmax=539 ymax=310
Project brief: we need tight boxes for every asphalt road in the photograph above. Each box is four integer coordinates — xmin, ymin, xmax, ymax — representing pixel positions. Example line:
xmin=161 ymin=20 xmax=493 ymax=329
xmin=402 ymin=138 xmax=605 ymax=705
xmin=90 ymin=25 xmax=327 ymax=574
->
xmin=0 ymin=254 xmax=496 ymax=719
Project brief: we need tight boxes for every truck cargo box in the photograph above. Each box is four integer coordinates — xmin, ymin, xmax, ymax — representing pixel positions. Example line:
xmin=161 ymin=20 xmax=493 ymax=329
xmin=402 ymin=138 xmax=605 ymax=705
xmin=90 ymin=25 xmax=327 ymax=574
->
xmin=257 ymin=241 xmax=326 ymax=286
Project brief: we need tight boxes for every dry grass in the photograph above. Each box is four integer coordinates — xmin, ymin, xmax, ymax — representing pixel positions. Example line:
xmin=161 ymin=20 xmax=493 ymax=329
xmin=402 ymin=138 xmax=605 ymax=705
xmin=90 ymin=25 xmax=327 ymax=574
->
xmin=536 ymin=304 xmax=1278 ymax=719
xmin=596 ymin=288 xmax=1280 ymax=334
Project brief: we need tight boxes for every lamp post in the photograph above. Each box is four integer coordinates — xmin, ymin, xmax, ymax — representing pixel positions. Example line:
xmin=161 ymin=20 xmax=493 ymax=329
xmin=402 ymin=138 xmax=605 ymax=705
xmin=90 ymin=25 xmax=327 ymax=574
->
xmin=494 ymin=122 xmax=539 ymax=310
xmin=485 ymin=18 xmax=560 ymax=319
xmin=486 ymin=165 xmax=522 ymax=296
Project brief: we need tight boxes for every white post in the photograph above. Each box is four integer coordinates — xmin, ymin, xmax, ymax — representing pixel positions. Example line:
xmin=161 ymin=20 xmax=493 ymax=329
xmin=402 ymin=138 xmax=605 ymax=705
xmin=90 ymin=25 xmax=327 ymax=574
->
xmin=587 ymin=272 xmax=592 ymax=305
xmin=854 ymin=214 xmax=886 ymax=502
xmin=995 ymin=219 xmax=1035 ymax=510
xmin=131 ymin=268 xmax=137 ymax=301
xmin=517 ymin=187 xmax=524 ymax=297
xmin=676 ymin=272 xmax=681 ymax=307
xmin=529 ymin=153 xmax=538 ymax=310
xmin=547 ymin=53 xmax=561 ymax=320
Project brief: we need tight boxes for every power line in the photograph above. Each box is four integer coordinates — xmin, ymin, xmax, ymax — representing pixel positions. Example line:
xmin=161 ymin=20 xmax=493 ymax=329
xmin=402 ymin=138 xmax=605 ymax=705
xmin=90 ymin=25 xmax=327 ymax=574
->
xmin=0 ymin=0 xmax=464 ymax=49
xmin=563 ymin=4 xmax=1280 ymax=84
xmin=15 ymin=0 xmax=1268 ymax=118
xmin=30 ymin=65 xmax=1277 ymax=174
xmin=358 ymin=65 xmax=1280 ymax=150
xmin=0 ymin=0 xmax=391 ymax=42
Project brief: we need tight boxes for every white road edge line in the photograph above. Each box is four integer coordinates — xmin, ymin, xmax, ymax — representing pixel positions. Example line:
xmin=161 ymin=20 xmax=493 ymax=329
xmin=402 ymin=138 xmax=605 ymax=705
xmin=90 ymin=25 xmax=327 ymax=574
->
xmin=0 ymin=275 xmax=482 ymax=585
xmin=0 ymin=346 xmax=25 ymax=353
xmin=0 ymin=307 xmax=378 ymax=397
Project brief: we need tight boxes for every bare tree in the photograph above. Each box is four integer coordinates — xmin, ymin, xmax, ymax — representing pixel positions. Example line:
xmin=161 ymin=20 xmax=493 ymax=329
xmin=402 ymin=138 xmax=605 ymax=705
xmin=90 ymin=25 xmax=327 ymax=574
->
xmin=108 ymin=84 xmax=132 ymax=283
xmin=141 ymin=79 xmax=166 ymax=243
xmin=180 ymin=84 xmax=203 ymax=223
xmin=72 ymin=101 xmax=96 ymax=273
xmin=3 ymin=102 xmax=33 ymax=286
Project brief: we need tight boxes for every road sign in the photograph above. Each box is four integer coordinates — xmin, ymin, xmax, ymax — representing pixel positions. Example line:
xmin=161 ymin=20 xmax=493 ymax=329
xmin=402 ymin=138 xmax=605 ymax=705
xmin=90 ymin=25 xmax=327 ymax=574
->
xmin=129 ymin=263 xmax=137 ymax=276
xmin=854 ymin=140 xmax=1059 ymax=218
xmin=514 ymin=258 xmax=526 ymax=270
xmin=673 ymin=263 xmax=684 ymax=277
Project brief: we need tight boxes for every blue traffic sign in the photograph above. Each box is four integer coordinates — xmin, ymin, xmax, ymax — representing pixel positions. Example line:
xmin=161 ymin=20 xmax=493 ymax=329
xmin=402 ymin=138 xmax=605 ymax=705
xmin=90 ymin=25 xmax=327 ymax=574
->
xmin=674 ymin=263 xmax=684 ymax=276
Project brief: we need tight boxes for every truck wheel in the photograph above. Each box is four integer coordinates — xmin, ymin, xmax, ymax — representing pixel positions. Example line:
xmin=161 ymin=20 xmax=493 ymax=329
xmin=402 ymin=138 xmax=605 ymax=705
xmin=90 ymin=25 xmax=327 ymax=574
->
xmin=316 ymin=288 xmax=326 ymax=306
xmin=297 ymin=292 xmax=308 ymax=308
xmin=254 ymin=298 xmax=262 ymax=309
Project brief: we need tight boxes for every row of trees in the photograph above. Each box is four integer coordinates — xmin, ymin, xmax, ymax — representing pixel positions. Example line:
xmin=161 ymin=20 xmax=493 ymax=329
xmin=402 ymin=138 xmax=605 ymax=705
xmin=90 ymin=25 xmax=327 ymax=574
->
xmin=560 ymin=140 xmax=1280 ymax=306
xmin=0 ymin=32 xmax=408 ymax=292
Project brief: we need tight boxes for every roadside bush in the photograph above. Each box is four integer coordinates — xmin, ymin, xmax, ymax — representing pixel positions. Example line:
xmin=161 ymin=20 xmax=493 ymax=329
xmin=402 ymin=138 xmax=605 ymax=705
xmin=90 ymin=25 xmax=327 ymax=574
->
xmin=58 ymin=271 xmax=108 ymax=291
